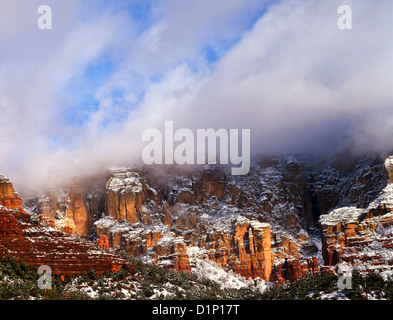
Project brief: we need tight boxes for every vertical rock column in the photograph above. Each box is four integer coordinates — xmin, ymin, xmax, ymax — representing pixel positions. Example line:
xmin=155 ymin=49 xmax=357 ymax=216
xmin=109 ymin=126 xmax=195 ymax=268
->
xmin=0 ymin=174 xmax=24 ymax=212
xmin=105 ymin=172 xmax=144 ymax=224
xmin=231 ymin=219 xmax=272 ymax=281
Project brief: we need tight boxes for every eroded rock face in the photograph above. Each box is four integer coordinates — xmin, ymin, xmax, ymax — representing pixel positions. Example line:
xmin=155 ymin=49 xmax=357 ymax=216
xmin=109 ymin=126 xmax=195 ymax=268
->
xmin=0 ymin=174 xmax=132 ymax=276
xmin=19 ymin=155 xmax=390 ymax=284
xmin=314 ymin=156 xmax=387 ymax=215
xmin=94 ymin=164 xmax=308 ymax=280
xmin=230 ymin=219 xmax=272 ymax=280
xmin=69 ymin=189 xmax=91 ymax=237
xmin=320 ymin=179 xmax=393 ymax=275
xmin=106 ymin=172 xmax=141 ymax=224
xmin=106 ymin=169 xmax=158 ymax=224
xmin=28 ymin=189 xmax=89 ymax=237
xmin=88 ymin=156 xmax=387 ymax=281
xmin=271 ymin=256 xmax=319 ymax=284
xmin=0 ymin=174 xmax=23 ymax=212
xmin=24 ymin=178 xmax=108 ymax=238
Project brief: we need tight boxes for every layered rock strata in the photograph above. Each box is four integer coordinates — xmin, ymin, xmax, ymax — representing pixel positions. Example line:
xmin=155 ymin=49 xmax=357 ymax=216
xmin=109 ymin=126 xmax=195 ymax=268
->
xmin=0 ymin=175 xmax=132 ymax=276
xmin=22 ymin=155 xmax=388 ymax=283
xmin=320 ymin=157 xmax=393 ymax=275
xmin=0 ymin=174 xmax=23 ymax=211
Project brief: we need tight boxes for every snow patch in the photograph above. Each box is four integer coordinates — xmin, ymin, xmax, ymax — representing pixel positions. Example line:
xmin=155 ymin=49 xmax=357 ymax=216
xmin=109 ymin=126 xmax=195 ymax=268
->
xmin=187 ymin=246 xmax=268 ymax=293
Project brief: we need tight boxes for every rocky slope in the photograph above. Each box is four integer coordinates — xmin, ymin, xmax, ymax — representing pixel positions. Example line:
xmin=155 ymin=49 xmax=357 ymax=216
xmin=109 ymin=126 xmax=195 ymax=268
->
xmin=0 ymin=176 xmax=132 ymax=277
xmin=319 ymin=156 xmax=393 ymax=278
xmin=20 ymin=154 xmax=389 ymax=285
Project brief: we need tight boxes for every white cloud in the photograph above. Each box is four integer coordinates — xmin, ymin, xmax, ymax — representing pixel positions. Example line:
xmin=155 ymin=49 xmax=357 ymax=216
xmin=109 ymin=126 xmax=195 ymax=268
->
xmin=0 ymin=0 xmax=392 ymax=192
xmin=141 ymin=0 xmax=393 ymax=155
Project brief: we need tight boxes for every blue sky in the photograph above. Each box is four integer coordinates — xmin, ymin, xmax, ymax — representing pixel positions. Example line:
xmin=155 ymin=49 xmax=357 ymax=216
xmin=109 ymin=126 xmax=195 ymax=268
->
xmin=57 ymin=0 xmax=272 ymax=133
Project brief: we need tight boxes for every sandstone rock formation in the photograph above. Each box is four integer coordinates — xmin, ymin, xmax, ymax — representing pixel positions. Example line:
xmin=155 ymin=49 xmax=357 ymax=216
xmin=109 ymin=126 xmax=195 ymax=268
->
xmin=93 ymin=163 xmax=319 ymax=280
xmin=24 ymin=178 xmax=107 ymax=238
xmin=20 ymin=154 xmax=390 ymax=285
xmin=105 ymin=169 xmax=157 ymax=224
xmin=0 ymin=174 xmax=132 ymax=277
xmin=320 ymin=175 xmax=393 ymax=275
xmin=0 ymin=174 xmax=23 ymax=211
xmin=271 ymin=256 xmax=319 ymax=284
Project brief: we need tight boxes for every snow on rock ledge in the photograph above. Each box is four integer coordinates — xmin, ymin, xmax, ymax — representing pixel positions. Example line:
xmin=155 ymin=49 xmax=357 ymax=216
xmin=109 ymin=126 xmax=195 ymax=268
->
xmin=320 ymin=172 xmax=393 ymax=274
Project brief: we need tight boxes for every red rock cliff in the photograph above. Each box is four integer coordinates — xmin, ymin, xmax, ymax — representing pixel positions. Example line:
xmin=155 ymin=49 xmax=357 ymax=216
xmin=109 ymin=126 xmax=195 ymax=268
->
xmin=0 ymin=174 xmax=23 ymax=212
xmin=319 ymin=157 xmax=393 ymax=275
xmin=0 ymin=174 xmax=132 ymax=276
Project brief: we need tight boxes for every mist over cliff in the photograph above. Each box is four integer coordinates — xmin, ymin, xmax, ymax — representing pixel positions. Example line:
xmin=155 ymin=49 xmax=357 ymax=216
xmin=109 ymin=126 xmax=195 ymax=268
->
xmin=0 ymin=0 xmax=392 ymax=192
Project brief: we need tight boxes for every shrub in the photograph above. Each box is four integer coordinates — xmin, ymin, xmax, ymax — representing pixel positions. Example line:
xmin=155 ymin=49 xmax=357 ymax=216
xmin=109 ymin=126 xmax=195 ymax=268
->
xmin=365 ymin=272 xmax=385 ymax=299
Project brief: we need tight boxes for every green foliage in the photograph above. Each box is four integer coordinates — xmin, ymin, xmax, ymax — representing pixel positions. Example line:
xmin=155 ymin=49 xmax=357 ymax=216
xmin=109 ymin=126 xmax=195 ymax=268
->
xmin=384 ymin=276 xmax=393 ymax=300
xmin=2 ymin=257 xmax=393 ymax=300
xmin=257 ymin=271 xmax=393 ymax=300
xmin=112 ymin=267 xmax=129 ymax=281
xmin=88 ymin=269 xmax=97 ymax=281
xmin=365 ymin=272 xmax=385 ymax=298
xmin=343 ymin=269 xmax=364 ymax=300
xmin=255 ymin=273 xmax=340 ymax=300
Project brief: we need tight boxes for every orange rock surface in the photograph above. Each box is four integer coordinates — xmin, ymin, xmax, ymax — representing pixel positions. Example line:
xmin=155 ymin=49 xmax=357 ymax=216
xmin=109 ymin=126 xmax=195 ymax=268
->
xmin=271 ymin=256 xmax=319 ymax=284
xmin=0 ymin=174 xmax=132 ymax=277
xmin=320 ymin=184 xmax=393 ymax=274
xmin=18 ymin=155 xmax=391 ymax=285
xmin=0 ymin=174 xmax=24 ymax=212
